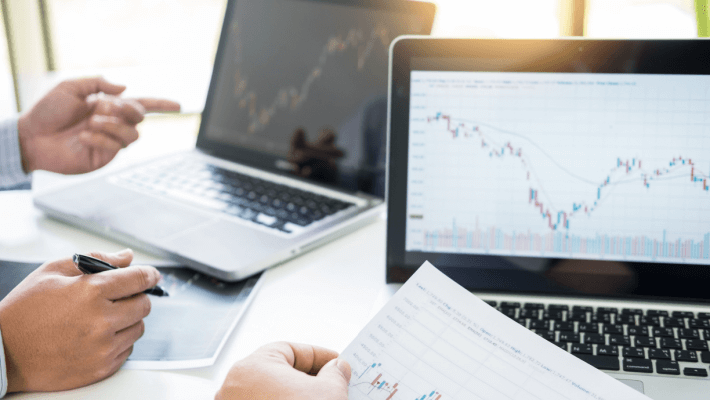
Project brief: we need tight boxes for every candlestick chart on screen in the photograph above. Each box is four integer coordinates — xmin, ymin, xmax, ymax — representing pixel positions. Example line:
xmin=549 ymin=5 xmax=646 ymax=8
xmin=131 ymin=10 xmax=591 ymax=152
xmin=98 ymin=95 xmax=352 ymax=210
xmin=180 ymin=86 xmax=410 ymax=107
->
xmin=406 ymin=72 xmax=710 ymax=265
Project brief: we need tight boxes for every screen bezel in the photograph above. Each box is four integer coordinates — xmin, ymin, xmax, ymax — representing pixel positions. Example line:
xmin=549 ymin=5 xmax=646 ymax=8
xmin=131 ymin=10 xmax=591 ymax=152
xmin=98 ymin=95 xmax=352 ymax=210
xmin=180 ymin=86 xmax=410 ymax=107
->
xmin=195 ymin=0 xmax=436 ymax=197
xmin=386 ymin=38 xmax=710 ymax=303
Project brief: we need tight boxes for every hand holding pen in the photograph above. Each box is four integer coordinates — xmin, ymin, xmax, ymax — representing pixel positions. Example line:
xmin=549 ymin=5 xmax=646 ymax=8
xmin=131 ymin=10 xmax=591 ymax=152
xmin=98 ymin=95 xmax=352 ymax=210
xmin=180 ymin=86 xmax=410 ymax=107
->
xmin=0 ymin=249 xmax=163 ymax=392
xmin=73 ymin=253 xmax=170 ymax=297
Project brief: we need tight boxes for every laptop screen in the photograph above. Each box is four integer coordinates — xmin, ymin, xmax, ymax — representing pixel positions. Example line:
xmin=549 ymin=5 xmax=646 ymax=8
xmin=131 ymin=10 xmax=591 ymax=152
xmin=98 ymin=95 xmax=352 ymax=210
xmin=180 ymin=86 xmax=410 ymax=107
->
xmin=197 ymin=0 xmax=435 ymax=198
xmin=386 ymin=39 xmax=710 ymax=301
xmin=406 ymin=70 xmax=709 ymax=267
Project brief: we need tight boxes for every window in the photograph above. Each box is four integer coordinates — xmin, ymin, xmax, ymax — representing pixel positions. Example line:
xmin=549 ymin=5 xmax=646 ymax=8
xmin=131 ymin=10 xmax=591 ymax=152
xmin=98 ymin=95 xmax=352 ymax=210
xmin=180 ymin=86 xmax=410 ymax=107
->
xmin=0 ymin=7 xmax=17 ymax=115
xmin=41 ymin=0 xmax=227 ymax=113
xmin=586 ymin=0 xmax=697 ymax=38
xmin=431 ymin=0 xmax=562 ymax=38
xmin=2 ymin=0 xmax=706 ymax=115
xmin=46 ymin=0 xmax=226 ymax=70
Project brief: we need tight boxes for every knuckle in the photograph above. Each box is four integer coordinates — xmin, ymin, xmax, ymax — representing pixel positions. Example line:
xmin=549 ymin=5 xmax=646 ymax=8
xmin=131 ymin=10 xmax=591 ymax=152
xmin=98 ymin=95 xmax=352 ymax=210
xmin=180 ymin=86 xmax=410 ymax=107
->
xmin=98 ymin=98 xmax=116 ymax=115
xmin=83 ymin=278 xmax=105 ymax=299
xmin=129 ymin=99 xmax=147 ymax=114
xmin=97 ymin=319 xmax=113 ymax=336
xmin=97 ymin=344 xmax=115 ymax=362
xmin=262 ymin=341 xmax=288 ymax=353
xmin=95 ymin=362 xmax=115 ymax=381
xmin=136 ymin=267 xmax=151 ymax=289
xmin=90 ymin=116 xmax=106 ymax=131
xmin=133 ymin=266 xmax=158 ymax=293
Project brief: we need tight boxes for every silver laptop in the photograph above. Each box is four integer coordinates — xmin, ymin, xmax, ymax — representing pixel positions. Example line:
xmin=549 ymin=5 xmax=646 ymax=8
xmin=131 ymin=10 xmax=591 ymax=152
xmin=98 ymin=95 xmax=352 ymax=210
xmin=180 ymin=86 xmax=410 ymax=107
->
xmin=385 ymin=37 xmax=710 ymax=399
xmin=33 ymin=0 xmax=436 ymax=281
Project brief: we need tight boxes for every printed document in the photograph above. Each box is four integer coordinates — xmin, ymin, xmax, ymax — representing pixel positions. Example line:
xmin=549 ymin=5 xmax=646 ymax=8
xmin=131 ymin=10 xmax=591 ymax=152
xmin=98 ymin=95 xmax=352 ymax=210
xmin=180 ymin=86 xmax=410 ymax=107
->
xmin=340 ymin=262 xmax=649 ymax=400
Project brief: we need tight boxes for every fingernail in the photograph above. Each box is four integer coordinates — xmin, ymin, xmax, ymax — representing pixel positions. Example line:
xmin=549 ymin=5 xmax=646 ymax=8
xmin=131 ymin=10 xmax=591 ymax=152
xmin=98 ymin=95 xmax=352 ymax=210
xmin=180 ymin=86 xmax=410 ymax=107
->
xmin=118 ymin=248 xmax=132 ymax=256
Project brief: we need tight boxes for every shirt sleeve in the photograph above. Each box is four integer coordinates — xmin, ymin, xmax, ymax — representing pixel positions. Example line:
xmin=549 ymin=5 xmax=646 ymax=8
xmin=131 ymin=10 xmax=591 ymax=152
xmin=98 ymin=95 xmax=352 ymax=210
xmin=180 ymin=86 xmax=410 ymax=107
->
xmin=0 ymin=326 xmax=8 ymax=398
xmin=0 ymin=118 xmax=32 ymax=189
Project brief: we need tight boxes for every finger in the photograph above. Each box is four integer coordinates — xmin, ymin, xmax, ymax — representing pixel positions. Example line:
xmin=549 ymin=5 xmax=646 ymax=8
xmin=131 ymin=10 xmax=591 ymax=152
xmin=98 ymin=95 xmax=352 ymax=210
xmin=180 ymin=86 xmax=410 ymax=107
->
xmin=92 ymin=347 xmax=130 ymax=384
xmin=111 ymin=293 xmax=152 ymax=331
xmin=92 ymin=148 xmax=106 ymax=171
xmin=89 ymin=115 xmax=140 ymax=146
xmin=291 ymin=343 xmax=339 ymax=375
xmin=134 ymin=98 xmax=181 ymax=113
xmin=93 ymin=264 xmax=161 ymax=300
xmin=68 ymin=77 xmax=127 ymax=98
xmin=299 ymin=165 xmax=313 ymax=178
xmin=114 ymin=320 xmax=145 ymax=355
xmin=86 ymin=249 xmax=134 ymax=268
xmin=290 ymin=128 xmax=307 ymax=149
xmin=255 ymin=342 xmax=339 ymax=375
xmin=109 ymin=345 xmax=134 ymax=376
xmin=316 ymin=129 xmax=336 ymax=146
xmin=317 ymin=358 xmax=352 ymax=387
xmin=118 ymin=98 xmax=147 ymax=123
xmin=116 ymin=345 xmax=134 ymax=364
xmin=93 ymin=97 xmax=145 ymax=124
xmin=78 ymin=131 xmax=123 ymax=153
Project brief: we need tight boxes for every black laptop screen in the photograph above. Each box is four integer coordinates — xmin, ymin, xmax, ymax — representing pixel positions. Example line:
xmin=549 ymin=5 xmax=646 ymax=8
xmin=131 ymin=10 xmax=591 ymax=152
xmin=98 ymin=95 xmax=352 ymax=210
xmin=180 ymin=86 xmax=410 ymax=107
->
xmin=197 ymin=0 xmax=435 ymax=198
xmin=386 ymin=39 xmax=710 ymax=302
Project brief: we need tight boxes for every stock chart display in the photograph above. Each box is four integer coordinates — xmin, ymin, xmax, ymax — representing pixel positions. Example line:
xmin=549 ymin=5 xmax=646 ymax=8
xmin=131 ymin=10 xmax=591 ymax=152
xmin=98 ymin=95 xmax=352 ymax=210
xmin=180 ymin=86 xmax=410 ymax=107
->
xmin=205 ymin=0 xmax=426 ymax=156
xmin=405 ymin=71 xmax=710 ymax=265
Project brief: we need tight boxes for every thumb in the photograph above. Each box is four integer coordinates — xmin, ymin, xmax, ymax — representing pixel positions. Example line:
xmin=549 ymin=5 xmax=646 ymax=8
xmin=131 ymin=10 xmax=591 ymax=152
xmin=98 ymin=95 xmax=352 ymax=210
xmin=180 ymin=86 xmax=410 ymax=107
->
xmin=94 ymin=77 xmax=127 ymax=95
xmin=317 ymin=358 xmax=351 ymax=387
xmin=71 ymin=77 xmax=127 ymax=98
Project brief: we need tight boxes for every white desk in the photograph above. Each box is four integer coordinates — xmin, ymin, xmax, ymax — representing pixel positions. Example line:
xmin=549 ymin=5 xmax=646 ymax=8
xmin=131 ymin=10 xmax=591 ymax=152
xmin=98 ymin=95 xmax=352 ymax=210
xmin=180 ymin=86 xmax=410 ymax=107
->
xmin=0 ymin=116 xmax=389 ymax=399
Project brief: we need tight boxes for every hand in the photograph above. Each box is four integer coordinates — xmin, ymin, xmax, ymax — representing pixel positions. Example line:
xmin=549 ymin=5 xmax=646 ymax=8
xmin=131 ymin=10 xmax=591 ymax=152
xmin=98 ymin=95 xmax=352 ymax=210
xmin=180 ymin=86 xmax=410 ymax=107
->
xmin=288 ymin=128 xmax=344 ymax=182
xmin=18 ymin=77 xmax=181 ymax=174
xmin=215 ymin=342 xmax=351 ymax=400
xmin=0 ymin=249 xmax=161 ymax=393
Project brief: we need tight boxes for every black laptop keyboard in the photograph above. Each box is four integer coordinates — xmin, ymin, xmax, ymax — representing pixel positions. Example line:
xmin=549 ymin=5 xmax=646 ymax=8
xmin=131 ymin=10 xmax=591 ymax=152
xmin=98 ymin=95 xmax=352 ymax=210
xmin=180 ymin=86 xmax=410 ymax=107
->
xmin=485 ymin=301 xmax=710 ymax=377
xmin=115 ymin=159 xmax=356 ymax=233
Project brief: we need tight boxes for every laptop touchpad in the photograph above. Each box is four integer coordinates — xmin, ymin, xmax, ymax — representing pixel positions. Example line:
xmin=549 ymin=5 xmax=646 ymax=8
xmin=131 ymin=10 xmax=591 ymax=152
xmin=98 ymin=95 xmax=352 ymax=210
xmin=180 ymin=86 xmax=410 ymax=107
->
xmin=95 ymin=200 xmax=212 ymax=242
xmin=618 ymin=379 xmax=644 ymax=393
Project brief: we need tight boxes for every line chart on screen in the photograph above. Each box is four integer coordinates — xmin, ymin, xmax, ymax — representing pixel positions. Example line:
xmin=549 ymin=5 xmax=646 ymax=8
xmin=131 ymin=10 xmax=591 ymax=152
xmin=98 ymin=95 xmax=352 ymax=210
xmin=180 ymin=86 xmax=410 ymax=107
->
xmin=405 ymin=71 xmax=710 ymax=265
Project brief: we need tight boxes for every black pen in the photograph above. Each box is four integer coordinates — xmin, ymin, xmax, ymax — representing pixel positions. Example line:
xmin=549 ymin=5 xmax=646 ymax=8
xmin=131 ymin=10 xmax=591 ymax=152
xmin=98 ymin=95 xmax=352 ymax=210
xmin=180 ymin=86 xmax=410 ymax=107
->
xmin=73 ymin=254 xmax=170 ymax=297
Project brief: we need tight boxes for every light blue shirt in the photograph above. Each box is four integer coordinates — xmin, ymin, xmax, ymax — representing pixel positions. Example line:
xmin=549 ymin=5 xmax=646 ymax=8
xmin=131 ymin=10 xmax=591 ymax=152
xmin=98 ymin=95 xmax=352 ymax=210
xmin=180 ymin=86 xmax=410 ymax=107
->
xmin=0 ymin=118 xmax=31 ymax=189
xmin=0 ymin=327 xmax=7 ymax=397
xmin=0 ymin=117 xmax=30 ymax=397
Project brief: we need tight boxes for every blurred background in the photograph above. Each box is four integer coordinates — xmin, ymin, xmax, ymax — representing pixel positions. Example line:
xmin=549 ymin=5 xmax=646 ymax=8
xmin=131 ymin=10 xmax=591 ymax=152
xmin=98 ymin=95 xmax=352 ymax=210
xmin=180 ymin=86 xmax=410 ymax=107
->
xmin=0 ymin=0 xmax=706 ymax=123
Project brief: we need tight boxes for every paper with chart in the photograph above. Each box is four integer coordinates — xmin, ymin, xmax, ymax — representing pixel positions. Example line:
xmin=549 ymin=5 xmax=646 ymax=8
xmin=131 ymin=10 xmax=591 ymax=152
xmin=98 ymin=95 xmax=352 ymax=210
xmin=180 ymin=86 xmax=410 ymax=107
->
xmin=340 ymin=262 xmax=649 ymax=400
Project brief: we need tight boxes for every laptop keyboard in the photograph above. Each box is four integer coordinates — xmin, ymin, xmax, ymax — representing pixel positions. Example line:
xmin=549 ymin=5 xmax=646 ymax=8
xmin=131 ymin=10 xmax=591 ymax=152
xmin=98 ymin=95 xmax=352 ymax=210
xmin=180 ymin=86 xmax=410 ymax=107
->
xmin=484 ymin=300 xmax=710 ymax=378
xmin=114 ymin=159 xmax=356 ymax=233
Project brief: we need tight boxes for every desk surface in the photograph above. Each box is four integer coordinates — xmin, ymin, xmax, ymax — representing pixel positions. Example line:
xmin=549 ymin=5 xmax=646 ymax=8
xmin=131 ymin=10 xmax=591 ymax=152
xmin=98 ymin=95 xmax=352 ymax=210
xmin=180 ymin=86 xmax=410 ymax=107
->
xmin=1 ymin=116 xmax=388 ymax=399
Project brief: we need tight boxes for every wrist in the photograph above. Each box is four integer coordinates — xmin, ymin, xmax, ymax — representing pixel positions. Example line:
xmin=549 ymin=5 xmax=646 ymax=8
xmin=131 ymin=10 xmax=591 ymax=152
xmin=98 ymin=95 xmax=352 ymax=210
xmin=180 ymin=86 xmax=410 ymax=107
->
xmin=17 ymin=114 xmax=36 ymax=173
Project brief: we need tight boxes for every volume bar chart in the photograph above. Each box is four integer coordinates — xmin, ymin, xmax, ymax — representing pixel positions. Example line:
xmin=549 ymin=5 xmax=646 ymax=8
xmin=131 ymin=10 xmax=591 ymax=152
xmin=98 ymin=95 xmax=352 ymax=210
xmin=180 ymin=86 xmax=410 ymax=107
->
xmin=423 ymin=221 xmax=710 ymax=262
xmin=406 ymin=71 xmax=710 ymax=266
